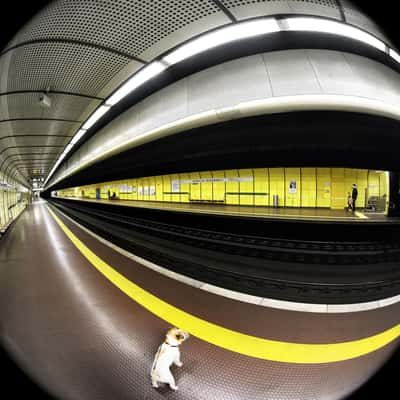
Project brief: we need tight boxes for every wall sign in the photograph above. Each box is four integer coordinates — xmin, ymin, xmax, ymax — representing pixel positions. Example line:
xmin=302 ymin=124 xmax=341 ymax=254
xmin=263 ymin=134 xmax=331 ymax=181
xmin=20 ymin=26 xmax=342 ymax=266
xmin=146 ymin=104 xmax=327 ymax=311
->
xmin=171 ymin=180 xmax=181 ymax=193
xmin=289 ymin=181 xmax=297 ymax=194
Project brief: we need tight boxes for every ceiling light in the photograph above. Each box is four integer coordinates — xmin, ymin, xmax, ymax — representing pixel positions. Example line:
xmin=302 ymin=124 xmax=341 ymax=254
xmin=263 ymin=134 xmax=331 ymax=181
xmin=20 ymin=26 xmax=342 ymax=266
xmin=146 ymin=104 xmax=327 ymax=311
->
xmin=163 ymin=18 xmax=280 ymax=65
xmin=82 ymin=105 xmax=111 ymax=130
xmin=106 ymin=62 xmax=167 ymax=106
xmin=39 ymin=93 xmax=52 ymax=108
xmin=389 ymin=48 xmax=400 ymax=63
xmin=284 ymin=17 xmax=386 ymax=52
xmin=71 ymin=129 xmax=87 ymax=144
xmin=64 ymin=143 xmax=74 ymax=154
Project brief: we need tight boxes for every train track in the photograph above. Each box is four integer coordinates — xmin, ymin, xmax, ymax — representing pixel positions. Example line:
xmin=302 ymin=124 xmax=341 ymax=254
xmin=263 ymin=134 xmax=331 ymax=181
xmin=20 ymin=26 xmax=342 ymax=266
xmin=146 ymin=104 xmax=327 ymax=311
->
xmin=50 ymin=200 xmax=400 ymax=303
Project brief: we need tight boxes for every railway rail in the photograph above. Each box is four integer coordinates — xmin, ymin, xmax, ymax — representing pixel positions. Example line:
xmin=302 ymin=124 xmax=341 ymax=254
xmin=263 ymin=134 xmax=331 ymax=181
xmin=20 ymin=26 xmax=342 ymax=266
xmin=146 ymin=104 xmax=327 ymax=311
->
xmin=49 ymin=199 xmax=400 ymax=303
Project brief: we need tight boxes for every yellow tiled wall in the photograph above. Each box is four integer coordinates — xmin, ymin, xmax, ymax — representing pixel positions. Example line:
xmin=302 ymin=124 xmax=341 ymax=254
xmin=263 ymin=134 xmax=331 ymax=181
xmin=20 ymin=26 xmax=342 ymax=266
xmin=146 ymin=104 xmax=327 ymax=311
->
xmin=301 ymin=168 xmax=316 ymax=208
xmin=285 ymin=168 xmax=301 ymax=208
xmin=54 ymin=168 xmax=389 ymax=211
xmin=253 ymin=168 xmax=269 ymax=206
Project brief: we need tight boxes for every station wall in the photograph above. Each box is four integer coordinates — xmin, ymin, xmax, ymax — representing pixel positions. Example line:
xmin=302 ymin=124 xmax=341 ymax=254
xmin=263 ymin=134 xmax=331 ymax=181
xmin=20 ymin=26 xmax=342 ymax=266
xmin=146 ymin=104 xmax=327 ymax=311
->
xmin=0 ymin=186 xmax=29 ymax=231
xmin=53 ymin=167 xmax=388 ymax=211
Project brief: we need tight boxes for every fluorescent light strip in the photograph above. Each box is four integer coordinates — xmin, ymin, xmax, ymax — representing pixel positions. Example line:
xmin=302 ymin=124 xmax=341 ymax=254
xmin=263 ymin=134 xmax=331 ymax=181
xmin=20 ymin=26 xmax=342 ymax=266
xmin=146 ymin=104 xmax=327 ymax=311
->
xmin=284 ymin=17 xmax=386 ymax=52
xmin=64 ymin=143 xmax=74 ymax=154
xmin=106 ymin=62 xmax=166 ymax=106
xmin=71 ymin=129 xmax=87 ymax=145
xmin=45 ymin=156 xmax=63 ymax=184
xmin=49 ymin=94 xmax=400 ymax=188
xmin=45 ymin=129 xmax=88 ymax=184
xmin=163 ymin=18 xmax=280 ymax=65
xmin=82 ymin=105 xmax=111 ymax=130
xmin=45 ymin=17 xmax=398 ymax=189
xmin=389 ymin=48 xmax=400 ymax=63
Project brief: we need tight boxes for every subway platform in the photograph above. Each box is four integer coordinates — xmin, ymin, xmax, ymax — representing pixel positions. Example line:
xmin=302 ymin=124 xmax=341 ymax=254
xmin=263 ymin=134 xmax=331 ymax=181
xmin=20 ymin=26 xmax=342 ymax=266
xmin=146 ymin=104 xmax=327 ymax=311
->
xmin=53 ymin=196 xmax=398 ymax=223
xmin=0 ymin=201 xmax=399 ymax=399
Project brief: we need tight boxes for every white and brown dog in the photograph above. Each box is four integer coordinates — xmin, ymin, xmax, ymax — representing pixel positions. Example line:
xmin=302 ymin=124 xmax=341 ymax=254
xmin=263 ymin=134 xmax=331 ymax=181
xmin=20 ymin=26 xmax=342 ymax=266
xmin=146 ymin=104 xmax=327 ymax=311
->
xmin=151 ymin=327 xmax=189 ymax=390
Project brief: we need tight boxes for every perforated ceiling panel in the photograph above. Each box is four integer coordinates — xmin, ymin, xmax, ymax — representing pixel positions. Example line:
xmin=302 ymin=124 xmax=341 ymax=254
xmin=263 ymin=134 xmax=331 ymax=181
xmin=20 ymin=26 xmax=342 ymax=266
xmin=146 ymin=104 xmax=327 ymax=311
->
xmin=0 ymin=0 xmax=394 ymax=184
xmin=340 ymin=0 xmax=395 ymax=48
xmin=3 ymin=93 xmax=100 ymax=122
xmin=6 ymin=42 xmax=130 ymax=96
xmin=221 ymin=0 xmax=342 ymax=20
xmin=0 ymin=136 xmax=70 ymax=147
xmin=0 ymin=120 xmax=79 ymax=136
xmin=0 ymin=1 xmax=231 ymax=182
xmin=5 ymin=0 xmax=224 ymax=58
xmin=222 ymin=0 xmax=338 ymax=8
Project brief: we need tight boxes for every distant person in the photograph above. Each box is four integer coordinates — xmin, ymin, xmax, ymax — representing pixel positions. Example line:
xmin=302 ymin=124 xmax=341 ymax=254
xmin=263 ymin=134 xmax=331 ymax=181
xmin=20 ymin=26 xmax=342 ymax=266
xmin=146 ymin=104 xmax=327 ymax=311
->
xmin=347 ymin=192 xmax=353 ymax=212
xmin=351 ymin=184 xmax=358 ymax=213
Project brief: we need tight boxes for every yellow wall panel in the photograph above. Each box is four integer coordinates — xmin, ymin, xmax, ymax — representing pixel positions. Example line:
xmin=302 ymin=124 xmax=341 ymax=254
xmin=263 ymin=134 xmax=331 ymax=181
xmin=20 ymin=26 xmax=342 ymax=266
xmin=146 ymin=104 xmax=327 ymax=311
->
xmin=368 ymin=171 xmax=380 ymax=197
xmin=301 ymin=168 xmax=316 ymax=207
xmin=100 ymin=183 xmax=108 ymax=200
xmin=200 ymin=171 xmax=212 ymax=201
xmin=55 ymin=167 xmax=389 ymax=214
xmin=122 ymin=181 xmax=128 ymax=200
xmin=379 ymin=172 xmax=388 ymax=198
xmin=285 ymin=168 xmax=301 ymax=207
xmin=112 ymin=182 xmax=120 ymax=199
xmin=148 ymin=176 xmax=156 ymax=200
xmin=379 ymin=172 xmax=389 ymax=198
xmin=155 ymin=176 xmax=163 ymax=202
xmin=131 ymin=179 xmax=138 ymax=201
xmin=146 ymin=177 xmax=153 ymax=201
xmin=179 ymin=173 xmax=190 ymax=203
xmin=139 ymin=178 xmax=146 ymax=201
xmin=239 ymin=169 xmax=254 ymax=205
xmin=380 ymin=171 xmax=389 ymax=212
xmin=316 ymin=168 xmax=331 ymax=208
xmin=189 ymin=172 xmax=201 ymax=201
xmin=170 ymin=174 xmax=180 ymax=202
xmin=225 ymin=169 xmax=239 ymax=205
xmin=269 ymin=168 xmax=285 ymax=207
xmin=212 ymin=171 xmax=225 ymax=202
xmin=356 ymin=169 xmax=368 ymax=209
xmin=163 ymin=175 xmax=172 ymax=202
xmin=107 ymin=182 xmax=117 ymax=199
xmin=120 ymin=181 xmax=128 ymax=200
xmin=331 ymin=168 xmax=345 ymax=209
xmin=344 ymin=168 xmax=357 ymax=208
xmin=253 ymin=168 xmax=269 ymax=206
xmin=128 ymin=179 xmax=135 ymax=201
xmin=144 ymin=177 xmax=151 ymax=201
xmin=136 ymin=178 xmax=144 ymax=201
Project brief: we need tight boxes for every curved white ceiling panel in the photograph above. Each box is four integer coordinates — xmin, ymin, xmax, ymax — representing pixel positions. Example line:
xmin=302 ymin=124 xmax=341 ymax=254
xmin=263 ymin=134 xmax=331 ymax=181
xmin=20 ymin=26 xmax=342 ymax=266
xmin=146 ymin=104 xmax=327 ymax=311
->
xmin=47 ymin=49 xmax=400 ymax=187
xmin=0 ymin=0 xmax=397 ymax=187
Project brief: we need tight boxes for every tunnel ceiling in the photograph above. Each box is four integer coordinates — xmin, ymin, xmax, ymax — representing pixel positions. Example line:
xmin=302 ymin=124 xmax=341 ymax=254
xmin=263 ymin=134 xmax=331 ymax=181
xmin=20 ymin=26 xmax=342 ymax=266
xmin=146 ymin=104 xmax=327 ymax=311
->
xmin=0 ymin=0 xmax=395 ymax=188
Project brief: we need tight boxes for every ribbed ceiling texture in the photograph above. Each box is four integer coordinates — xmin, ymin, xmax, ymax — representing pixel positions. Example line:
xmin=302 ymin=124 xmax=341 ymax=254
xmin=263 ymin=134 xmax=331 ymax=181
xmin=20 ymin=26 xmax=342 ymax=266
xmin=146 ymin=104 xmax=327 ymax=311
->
xmin=0 ymin=0 xmax=391 ymax=188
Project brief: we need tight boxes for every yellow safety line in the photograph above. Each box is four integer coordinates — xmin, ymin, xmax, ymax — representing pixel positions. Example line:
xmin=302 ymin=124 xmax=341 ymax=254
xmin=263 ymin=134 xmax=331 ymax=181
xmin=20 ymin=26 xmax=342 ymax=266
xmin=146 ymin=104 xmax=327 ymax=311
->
xmin=47 ymin=206 xmax=400 ymax=364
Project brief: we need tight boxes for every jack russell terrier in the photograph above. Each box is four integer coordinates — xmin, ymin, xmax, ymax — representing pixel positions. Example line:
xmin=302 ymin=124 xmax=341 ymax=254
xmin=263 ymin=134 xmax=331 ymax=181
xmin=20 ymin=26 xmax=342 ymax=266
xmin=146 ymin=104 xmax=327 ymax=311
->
xmin=151 ymin=327 xmax=190 ymax=390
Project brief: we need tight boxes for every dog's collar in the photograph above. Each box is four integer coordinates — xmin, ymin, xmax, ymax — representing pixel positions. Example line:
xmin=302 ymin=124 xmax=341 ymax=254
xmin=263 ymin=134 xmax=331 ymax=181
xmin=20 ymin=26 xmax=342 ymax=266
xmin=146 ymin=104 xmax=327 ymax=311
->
xmin=164 ymin=341 xmax=179 ymax=347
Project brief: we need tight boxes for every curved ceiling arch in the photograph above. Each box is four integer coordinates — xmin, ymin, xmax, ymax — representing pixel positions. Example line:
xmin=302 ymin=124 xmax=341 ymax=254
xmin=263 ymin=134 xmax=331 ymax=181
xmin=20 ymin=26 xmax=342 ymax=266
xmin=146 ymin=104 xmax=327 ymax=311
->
xmin=0 ymin=0 xmax=396 ymax=187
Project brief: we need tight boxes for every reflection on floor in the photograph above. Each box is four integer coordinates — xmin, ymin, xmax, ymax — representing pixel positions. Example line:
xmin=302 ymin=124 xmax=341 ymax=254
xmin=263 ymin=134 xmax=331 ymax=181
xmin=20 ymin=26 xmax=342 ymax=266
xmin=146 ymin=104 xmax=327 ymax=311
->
xmin=0 ymin=202 xmax=398 ymax=400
